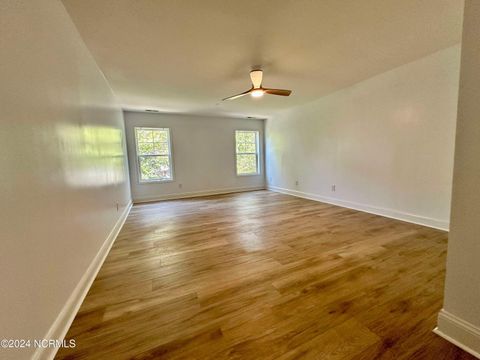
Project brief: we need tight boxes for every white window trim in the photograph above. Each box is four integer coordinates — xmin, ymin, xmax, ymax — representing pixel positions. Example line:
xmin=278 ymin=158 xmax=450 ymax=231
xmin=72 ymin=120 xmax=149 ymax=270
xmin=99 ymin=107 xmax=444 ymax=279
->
xmin=235 ymin=130 xmax=260 ymax=176
xmin=134 ymin=127 xmax=174 ymax=184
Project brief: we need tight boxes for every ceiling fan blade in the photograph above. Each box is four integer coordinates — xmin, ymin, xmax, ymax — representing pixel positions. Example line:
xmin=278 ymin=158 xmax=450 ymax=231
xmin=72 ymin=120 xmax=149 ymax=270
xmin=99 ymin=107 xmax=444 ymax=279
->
xmin=264 ymin=88 xmax=292 ymax=96
xmin=222 ymin=88 xmax=252 ymax=101
xmin=250 ymin=70 xmax=263 ymax=88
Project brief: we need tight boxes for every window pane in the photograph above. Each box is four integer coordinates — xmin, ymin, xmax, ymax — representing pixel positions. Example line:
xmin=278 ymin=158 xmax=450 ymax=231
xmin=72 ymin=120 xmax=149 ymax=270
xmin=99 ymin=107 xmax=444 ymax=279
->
xmin=235 ymin=131 xmax=246 ymax=143
xmin=153 ymin=129 xmax=168 ymax=142
xmin=139 ymin=155 xmax=171 ymax=180
xmin=236 ymin=131 xmax=256 ymax=144
xmin=236 ymin=154 xmax=257 ymax=174
xmin=137 ymin=129 xmax=153 ymax=143
xmin=244 ymin=142 xmax=256 ymax=153
xmin=154 ymin=142 xmax=169 ymax=155
xmin=243 ymin=132 xmax=256 ymax=143
xmin=236 ymin=142 xmax=256 ymax=153
xmin=138 ymin=142 xmax=155 ymax=155
xmin=236 ymin=143 xmax=246 ymax=153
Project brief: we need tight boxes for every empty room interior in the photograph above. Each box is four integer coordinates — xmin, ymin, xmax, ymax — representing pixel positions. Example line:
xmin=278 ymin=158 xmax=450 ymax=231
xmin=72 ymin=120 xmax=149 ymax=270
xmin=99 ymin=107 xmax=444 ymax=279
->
xmin=2 ymin=0 xmax=480 ymax=359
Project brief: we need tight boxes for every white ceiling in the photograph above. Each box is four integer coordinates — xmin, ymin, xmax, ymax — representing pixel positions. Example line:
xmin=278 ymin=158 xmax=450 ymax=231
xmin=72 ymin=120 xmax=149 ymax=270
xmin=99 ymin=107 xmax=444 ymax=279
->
xmin=62 ymin=0 xmax=464 ymax=118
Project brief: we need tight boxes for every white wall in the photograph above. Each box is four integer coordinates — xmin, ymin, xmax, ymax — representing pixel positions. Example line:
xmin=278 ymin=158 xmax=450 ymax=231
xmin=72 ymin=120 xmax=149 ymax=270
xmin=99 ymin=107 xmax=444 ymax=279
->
xmin=436 ymin=1 xmax=480 ymax=357
xmin=124 ymin=112 xmax=265 ymax=202
xmin=266 ymin=45 xmax=461 ymax=230
xmin=0 ymin=1 xmax=131 ymax=359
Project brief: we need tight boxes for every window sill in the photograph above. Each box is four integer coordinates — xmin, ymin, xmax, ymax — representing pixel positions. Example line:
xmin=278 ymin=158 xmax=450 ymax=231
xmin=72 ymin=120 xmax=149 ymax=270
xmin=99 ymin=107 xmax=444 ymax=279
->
xmin=236 ymin=173 xmax=261 ymax=177
xmin=139 ymin=179 xmax=175 ymax=184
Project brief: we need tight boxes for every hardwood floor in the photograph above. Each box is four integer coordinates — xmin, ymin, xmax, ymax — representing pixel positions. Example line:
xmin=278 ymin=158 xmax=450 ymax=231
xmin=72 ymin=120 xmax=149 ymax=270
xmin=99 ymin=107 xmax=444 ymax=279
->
xmin=56 ymin=190 xmax=475 ymax=359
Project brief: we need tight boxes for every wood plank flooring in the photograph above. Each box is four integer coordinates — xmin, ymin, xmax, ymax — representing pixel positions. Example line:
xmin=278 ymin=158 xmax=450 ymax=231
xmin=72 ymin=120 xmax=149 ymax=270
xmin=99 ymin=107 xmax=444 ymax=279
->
xmin=56 ymin=190 xmax=475 ymax=359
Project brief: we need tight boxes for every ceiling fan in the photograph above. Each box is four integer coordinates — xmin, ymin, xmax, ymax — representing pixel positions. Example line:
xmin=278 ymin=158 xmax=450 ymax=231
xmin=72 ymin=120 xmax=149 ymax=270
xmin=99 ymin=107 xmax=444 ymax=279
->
xmin=222 ymin=70 xmax=292 ymax=101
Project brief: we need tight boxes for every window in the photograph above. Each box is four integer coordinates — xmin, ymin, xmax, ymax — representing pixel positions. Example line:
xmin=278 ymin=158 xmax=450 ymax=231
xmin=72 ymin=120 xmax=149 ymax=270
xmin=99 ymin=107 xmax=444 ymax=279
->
xmin=235 ymin=130 xmax=260 ymax=175
xmin=134 ymin=127 xmax=173 ymax=182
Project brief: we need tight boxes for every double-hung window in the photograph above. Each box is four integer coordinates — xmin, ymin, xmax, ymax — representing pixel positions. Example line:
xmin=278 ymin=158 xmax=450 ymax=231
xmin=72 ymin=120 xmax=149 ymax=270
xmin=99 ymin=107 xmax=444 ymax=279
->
xmin=235 ymin=130 xmax=260 ymax=175
xmin=134 ymin=127 xmax=173 ymax=182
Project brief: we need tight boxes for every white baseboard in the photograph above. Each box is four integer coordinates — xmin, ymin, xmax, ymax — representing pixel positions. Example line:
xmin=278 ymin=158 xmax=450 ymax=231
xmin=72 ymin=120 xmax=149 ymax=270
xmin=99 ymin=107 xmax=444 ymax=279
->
xmin=267 ymin=185 xmax=449 ymax=231
xmin=434 ymin=309 xmax=480 ymax=359
xmin=32 ymin=201 xmax=133 ymax=360
xmin=133 ymin=186 xmax=266 ymax=203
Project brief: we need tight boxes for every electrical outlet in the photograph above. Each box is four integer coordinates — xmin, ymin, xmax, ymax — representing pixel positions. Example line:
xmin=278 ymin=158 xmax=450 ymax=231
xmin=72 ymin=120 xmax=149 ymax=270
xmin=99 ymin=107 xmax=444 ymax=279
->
xmin=295 ymin=180 xmax=299 ymax=186
xmin=178 ymin=183 xmax=182 ymax=189
xmin=331 ymin=185 xmax=336 ymax=192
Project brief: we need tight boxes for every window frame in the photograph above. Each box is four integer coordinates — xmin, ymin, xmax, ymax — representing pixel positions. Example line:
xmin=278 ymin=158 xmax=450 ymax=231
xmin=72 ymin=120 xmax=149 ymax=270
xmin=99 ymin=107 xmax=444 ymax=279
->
xmin=134 ymin=127 xmax=174 ymax=183
xmin=235 ymin=130 xmax=260 ymax=176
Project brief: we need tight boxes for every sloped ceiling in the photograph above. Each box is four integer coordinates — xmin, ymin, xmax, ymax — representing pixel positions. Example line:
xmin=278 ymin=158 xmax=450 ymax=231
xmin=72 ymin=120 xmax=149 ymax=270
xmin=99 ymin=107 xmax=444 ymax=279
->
xmin=62 ymin=0 xmax=464 ymax=118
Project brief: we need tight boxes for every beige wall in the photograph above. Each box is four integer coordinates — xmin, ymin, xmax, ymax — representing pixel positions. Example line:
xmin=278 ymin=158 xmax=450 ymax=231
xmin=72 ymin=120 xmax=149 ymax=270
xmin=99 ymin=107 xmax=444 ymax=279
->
xmin=436 ymin=1 xmax=480 ymax=356
xmin=0 ymin=1 xmax=131 ymax=359
xmin=266 ymin=45 xmax=460 ymax=229
xmin=124 ymin=112 xmax=265 ymax=202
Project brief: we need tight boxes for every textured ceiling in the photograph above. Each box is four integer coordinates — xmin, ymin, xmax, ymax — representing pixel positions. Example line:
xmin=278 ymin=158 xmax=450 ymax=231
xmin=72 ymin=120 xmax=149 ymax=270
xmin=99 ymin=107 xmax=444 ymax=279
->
xmin=62 ymin=0 xmax=464 ymax=118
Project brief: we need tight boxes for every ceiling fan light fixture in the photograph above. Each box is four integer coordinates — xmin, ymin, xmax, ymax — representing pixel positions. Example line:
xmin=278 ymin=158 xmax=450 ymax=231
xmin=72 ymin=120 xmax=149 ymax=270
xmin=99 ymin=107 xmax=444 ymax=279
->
xmin=251 ymin=89 xmax=264 ymax=98
xmin=222 ymin=70 xmax=291 ymax=101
